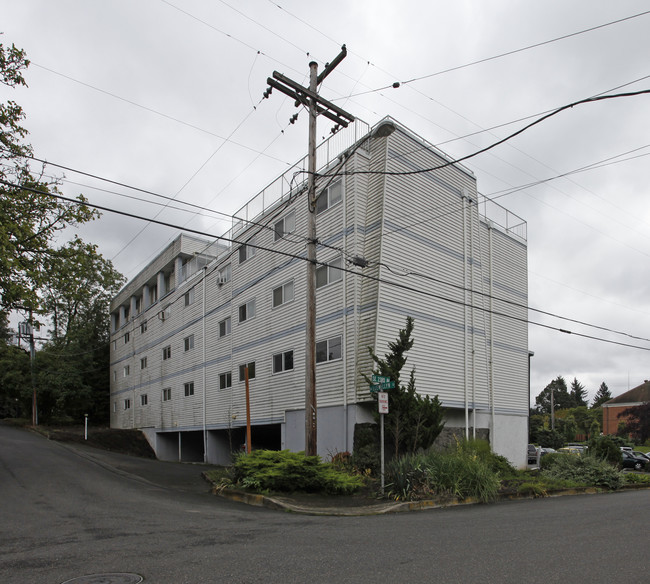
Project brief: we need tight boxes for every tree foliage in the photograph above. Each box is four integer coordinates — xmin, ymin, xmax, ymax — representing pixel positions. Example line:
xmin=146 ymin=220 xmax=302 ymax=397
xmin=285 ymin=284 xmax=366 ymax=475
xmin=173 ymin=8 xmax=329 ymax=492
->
xmin=618 ymin=402 xmax=650 ymax=444
xmin=367 ymin=317 xmax=445 ymax=457
xmin=535 ymin=376 xmax=572 ymax=414
xmin=592 ymin=382 xmax=612 ymax=408
xmin=0 ymin=40 xmax=98 ymax=313
xmin=569 ymin=377 xmax=588 ymax=408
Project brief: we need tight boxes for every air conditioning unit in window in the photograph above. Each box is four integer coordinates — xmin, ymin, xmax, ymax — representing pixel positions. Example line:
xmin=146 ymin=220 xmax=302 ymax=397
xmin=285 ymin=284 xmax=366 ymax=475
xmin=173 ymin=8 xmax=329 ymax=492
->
xmin=217 ymin=277 xmax=228 ymax=286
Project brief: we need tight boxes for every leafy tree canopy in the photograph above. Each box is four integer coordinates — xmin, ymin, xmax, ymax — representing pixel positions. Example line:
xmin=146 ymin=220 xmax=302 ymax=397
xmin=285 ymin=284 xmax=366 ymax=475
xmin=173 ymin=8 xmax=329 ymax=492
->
xmin=0 ymin=39 xmax=98 ymax=313
xmin=618 ymin=402 xmax=650 ymax=444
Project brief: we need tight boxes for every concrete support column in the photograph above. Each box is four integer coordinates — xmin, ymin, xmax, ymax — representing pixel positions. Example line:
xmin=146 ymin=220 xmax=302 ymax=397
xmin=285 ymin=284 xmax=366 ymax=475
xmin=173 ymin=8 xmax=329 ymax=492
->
xmin=157 ymin=271 xmax=166 ymax=298
xmin=175 ymin=256 xmax=184 ymax=288
xmin=130 ymin=295 xmax=138 ymax=317
xmin=142 ymin=284 xmax=151 ymax=309
xmin=119 ymin=305 xmax=126 ymax=329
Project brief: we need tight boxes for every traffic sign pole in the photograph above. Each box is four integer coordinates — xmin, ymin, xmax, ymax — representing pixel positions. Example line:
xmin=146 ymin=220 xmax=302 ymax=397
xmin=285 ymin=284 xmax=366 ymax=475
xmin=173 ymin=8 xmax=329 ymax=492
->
xmin=378 ymin=392 xmax=389 ymax=495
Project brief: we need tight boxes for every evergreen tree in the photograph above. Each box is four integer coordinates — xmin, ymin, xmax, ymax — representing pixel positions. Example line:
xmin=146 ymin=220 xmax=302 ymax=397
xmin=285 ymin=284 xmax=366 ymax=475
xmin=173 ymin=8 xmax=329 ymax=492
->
xmin=570 ymin=377 xmax=588 ymax=407
xmin=367 ymin=317 xmax=445 ymax=457
xmin=592 ymin=382 xmax=612 ymax=408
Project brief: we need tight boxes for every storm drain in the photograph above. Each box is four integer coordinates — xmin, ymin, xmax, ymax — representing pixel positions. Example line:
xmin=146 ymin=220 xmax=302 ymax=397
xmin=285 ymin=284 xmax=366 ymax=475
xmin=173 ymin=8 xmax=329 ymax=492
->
xmin=60 ymin=574 xmax=143 ymax=584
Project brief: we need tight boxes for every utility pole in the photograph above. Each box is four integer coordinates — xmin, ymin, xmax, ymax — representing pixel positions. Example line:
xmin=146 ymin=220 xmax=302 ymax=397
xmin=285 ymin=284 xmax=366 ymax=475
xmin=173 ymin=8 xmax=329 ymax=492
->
xmin=264 ymin=46 xmax=355 ymax=456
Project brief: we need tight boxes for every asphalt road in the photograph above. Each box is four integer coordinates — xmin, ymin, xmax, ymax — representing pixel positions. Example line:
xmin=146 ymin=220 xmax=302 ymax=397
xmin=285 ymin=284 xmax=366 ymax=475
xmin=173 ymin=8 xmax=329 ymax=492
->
xmin=1 ymin=422 xmax=649 ymax=584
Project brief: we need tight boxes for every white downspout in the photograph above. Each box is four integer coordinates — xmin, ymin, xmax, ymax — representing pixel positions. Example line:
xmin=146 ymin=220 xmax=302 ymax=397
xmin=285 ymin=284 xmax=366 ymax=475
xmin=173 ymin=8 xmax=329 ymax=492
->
xmin=488 ymin=224 xmax=495 ymax=448
xmin=342 ymin=172 xmax=349 ymax=453
xmin=469 ymin=197 xmax=476 ymax=439
xmin=202 ymin=266 xmax=208 ymax=463
xmin=462 ymin=195 xmax=469 ymax=439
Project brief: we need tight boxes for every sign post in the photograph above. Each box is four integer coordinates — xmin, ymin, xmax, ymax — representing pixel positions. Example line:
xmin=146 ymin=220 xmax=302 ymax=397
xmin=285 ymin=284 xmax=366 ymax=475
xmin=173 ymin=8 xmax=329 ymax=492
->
xmin=377 ymin=391 xmax=389 ymax=495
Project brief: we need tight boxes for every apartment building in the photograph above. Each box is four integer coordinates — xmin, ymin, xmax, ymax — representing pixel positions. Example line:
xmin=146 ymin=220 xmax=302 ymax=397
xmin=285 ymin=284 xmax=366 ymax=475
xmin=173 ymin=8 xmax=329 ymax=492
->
xmin=110 ymin=118 xmax=529 ymax=467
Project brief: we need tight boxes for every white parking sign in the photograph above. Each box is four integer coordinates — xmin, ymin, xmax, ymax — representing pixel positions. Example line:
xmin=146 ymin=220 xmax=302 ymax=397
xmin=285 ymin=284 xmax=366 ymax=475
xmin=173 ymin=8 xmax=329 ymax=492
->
xmin=378 ymin=392 xmax=389 ymax=414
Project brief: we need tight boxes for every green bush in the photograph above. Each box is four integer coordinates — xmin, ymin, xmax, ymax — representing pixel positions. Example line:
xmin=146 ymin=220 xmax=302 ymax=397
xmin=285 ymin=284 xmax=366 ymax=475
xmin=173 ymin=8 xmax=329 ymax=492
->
xmin=231 ymin=450 xmax=364 ymax=495
xmin=385 ymin=447 xmax=500 ymax=503
xmin=540 ymin=451 xmax=622 ymax=490
xmin=588 ymin=435 xmax=623 ymax=466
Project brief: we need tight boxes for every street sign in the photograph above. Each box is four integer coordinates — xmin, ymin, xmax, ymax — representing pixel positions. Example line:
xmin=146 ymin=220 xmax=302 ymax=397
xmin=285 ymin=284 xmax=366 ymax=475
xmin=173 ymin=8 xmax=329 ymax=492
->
xmin=371 ymin=374 xmax=390 ymax=383
xmin=378 ymin=392 xmax=389 ymax=414
xmin=370 ymin=381 xmax=395 ymax=392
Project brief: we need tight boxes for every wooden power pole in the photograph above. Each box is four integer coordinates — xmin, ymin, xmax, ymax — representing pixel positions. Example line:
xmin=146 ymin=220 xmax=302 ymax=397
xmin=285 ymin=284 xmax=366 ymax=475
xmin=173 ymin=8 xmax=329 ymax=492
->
xmin=265 ymin=46 xmax=355 ymax=456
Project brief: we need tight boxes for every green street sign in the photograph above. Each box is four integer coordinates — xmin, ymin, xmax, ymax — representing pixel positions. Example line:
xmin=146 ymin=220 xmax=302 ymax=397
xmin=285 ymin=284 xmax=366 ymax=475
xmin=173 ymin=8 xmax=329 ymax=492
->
xmin=371 ymin=374 xmax=391 ymax=384
xmin=370 ymin=381 xmax=394 ymax=392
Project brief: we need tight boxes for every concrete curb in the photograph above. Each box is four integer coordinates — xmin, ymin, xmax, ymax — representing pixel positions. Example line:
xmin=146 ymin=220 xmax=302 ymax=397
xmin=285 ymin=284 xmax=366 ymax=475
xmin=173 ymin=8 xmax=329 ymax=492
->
xmin=208 ymin=480 xmax=650 ymax=516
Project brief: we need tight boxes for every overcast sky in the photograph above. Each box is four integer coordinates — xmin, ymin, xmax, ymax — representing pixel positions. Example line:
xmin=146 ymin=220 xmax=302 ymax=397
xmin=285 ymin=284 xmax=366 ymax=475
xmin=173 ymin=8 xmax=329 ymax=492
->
xmin=3 ymin=0 xmax=650 ymax=405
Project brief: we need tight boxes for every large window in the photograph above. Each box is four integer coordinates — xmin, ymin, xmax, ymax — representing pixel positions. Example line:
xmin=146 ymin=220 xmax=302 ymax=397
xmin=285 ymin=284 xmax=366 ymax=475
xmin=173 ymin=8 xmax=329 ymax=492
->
xmin=315 ymin=180 xmax=342 ymax=214
xmin=238 ymin=299 xmax=256 ymax=323
xmin=238 ymin=238 xmax=257 ymax=264
xmin=184 ymin=334 xmax=194 ymax=351
xmin=219 ymin=372 xmax=232 ymax=389
xmin=316 ymin=257 xmax=343 ymax=288
xmin=274 ymin=211 xmax=296 ymax=241
xmin=238 ymin=362 xmax=256 ymax=382
xmin=273 ymin=350 xmax=294 ymax=374
xmin=316 ymin=336 xmax=342 ymax=363
xmin=219 ymin=317 xmax=231 ymax=337
xmin=272 ymin=281 xmax=294 ymax=308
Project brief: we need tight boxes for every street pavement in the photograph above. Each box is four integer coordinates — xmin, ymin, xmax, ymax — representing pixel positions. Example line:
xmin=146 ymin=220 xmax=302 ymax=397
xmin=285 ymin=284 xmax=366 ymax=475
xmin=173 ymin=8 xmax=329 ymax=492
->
xmin=2 ymin=421 xmax=649 ymax=584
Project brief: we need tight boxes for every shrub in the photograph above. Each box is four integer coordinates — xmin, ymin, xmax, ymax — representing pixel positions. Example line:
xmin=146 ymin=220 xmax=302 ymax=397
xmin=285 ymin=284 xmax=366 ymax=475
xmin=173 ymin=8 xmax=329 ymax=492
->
xmin=540 ymin=451 xmax=622 ymax=490
xmin=385 ymin=447 xmax=500 ymax=503
xmin=231 ymin=450 xmax=364 ymax=495
xmin=588 ymin=435 xmax=623 ymax=466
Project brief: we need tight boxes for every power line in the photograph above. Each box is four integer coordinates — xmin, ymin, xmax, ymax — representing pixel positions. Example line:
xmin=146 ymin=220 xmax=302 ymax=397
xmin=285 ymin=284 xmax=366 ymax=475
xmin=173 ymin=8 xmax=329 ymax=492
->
xmin=338 ymin=9 xmax=650 ymax=98
xmin=4 ymin=177 xmax=649 ymax=353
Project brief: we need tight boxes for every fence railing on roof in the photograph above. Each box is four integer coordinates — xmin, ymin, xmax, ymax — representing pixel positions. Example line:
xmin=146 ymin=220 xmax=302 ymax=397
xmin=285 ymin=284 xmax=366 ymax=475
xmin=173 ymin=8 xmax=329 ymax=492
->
xmin=478 ymin=193 xmax=527 ymax=242
xmin=231 ymin=119 xmax=370 ymax=238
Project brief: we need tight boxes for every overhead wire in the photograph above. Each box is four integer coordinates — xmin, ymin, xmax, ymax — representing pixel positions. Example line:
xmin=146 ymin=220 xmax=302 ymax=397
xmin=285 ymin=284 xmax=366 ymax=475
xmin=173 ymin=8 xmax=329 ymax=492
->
xmin=4 ymin=177 xmax=650 ymax=352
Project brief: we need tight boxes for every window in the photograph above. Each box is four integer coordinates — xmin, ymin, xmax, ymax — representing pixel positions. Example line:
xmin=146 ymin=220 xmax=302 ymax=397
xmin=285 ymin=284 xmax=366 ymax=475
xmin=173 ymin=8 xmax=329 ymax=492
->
xmin=273 ymin=281 xmax=294 ymax=308
xmin=184 ymin=382 xmax=194 ymax=397
xmin=316 ymin=336 xmax=342 ymax=363
xmin=141 ymin=394 xmax=148 ymax=406
xmin=160 ymin=304 xmax=171 ymax=321
xmin=124 ymin=332 xmax=130 ymax=344
xmin=113 ymin=370 xmax=117 ymax=382
xmin=162 ymin=388 xmax=171 ymax=401
xmin=219 ymin=372 xmax=232 ymax=390
xmin=316 ymin=257 xmax=343 ymax=288
xmin=123 ymin=365 xmax=130 ymax=377
xmin=273 ymin=350 xmax=294 ymax=374
xmin=238 ymin=299 xmax=256 ymax=323
xmin=140 ymin=320 xmax=147 ymax=334
xmin=238 ymin=362 xmax=256 ymax=382
xmin=218 ymin=317 xmax=231 ymax=338
xmin=140 ymin=357 xmax=148 ymax=370
xmin=315 ymin=179 xmax=342 ymax=214
xmin=113 ymin=401 xmax=117 ymax=413
xmin=124 ymin=399 xmax=131 ymax=410
xmin=113 ymin=340 xmax=117 ymax=350
xmin=217 ymin=264 xmax=231 ymax=285
xmin=274 ymin=211 xmax=296 ymax=241
xmin=184 ymin=287 xmax=195 ymax=307
xmin=135 ymin=297 xmax=141 ymax=314
xmin=150 ymin=285 xmax=158 ymax=304
xmin=184 ymin=334 xmax=195 ymax=351
xmin=162 ymin=345 xmax=171 ymax=360
xmin=238 ymin=238 xmax=256 ymax=264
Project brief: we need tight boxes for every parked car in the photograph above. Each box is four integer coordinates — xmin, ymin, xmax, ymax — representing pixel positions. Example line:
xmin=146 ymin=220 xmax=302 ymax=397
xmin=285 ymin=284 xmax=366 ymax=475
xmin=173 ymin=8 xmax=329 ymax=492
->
xmin=621 ymin=451 xmax=648 ymax=471
xmin=620 ymin=446 xmax=633 ymax=452
xmin=558 ymin=447 xmax=583 ymax=455
xmin=631 ymin=451 xmax=650 ymax=462
xmin=540 ymin=447 xmax=556 ymax=457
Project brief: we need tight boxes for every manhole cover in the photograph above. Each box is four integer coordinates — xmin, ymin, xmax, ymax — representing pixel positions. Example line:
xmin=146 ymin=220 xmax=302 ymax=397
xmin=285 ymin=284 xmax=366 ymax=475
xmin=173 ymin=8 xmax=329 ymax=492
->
xmin=60 ymin=574 xmax=143 ymax=584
